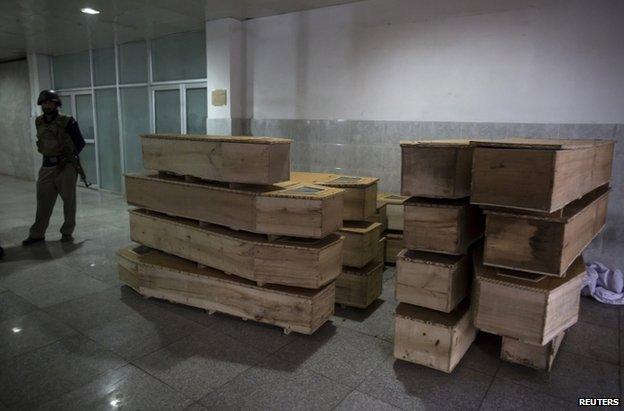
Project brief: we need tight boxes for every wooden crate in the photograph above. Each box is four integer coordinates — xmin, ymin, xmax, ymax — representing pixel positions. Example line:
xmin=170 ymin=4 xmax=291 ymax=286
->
xmin=396 ymin=249 xmax=470 ymax=313
xmin=404 ymin=197 xmax=484 ymax=255
xmin=335 ymin=261 xmax=384 ymax=308
xmin=129 ymin=209 xmax=343 ymax=289
xmin=401 ymin=140 xmax=472 ymax=198
xmin=290 ymin=172 xmax=378 ymax=220
xmin=483 ymin=185 xmax=610 ymax=276
xmin=338 ymin=221 xmax=383 ymax=268
xmin=473 ymin=250 xmax=585 ymax=345
xmin=125 ymin=172 xmax=343 ymax=238
xmin=376 ymin=237 xmax=386 ymax=265
xmin=501 ymin=332 xmax=565 ymax=371
xmin=378 ymin=193 xmax=408 ymax=231
xmin=140 ymin=134 xmax=291 ymax=185
xmin=116 ymin=245 xmax=334 ymax=335
xmin=471 ymin=138 xmax=615 ymax=213
xmin=394 ymin=300 xmax=477 ymax=373
xmin=384 ymin=231 xmax=403 ymax=264
xmin=365 ymin=202 xmax=388 ymax=232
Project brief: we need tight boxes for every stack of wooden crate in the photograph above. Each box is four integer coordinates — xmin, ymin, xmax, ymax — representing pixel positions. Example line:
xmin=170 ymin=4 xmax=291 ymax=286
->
xmin=116 ymin=134 xmax=346 ymax=335
xmin=377 ymin=192 xmax=408 ymax=264
xmin=470 ymin=138 xmax=614 ymax=370
xmin=290 ymin=172 xmax=384 ymax=309
xmin=393 ymin=140 xmax=484 ymax=373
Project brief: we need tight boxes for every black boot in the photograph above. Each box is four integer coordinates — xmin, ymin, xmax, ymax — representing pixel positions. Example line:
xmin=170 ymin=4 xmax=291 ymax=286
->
xmin=61 ymin=234 xmax=74 ymax=243
xmin=0 ymin=245 xmax=4 ymax=259
xmin=22 ymin=237 xmax=45 ymax=246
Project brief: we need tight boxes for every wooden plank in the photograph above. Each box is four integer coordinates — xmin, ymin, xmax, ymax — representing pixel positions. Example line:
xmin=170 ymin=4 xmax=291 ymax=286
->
xmin=335 ymin=261 xmax=384 ymax=308
xmin=116 ymin=245 xmax=334 ymax=335
xmin=140 ymin=134 xmax=291 ymax=185
xmin=376 ymin=237 xmax=386 ymax=265
xmin=378 ymin=193 xmax=408 ymax=231
xmin=396 ymin=249 xmax=470 ymax=313
xmin=470 ymin=138 xmax=611 ymax=150
xmin=501 ymin=332 xmax=565 ymax=371
xmin=404 ymin=197 xmax=484 ymax=255
xmin=401 ymin=140 xmax=472 ymax=198
xmin=483 ymin=185 xmax=609 ymax=276
xmin=365 ymin=202 xmax=388 ymax=232
xmin=290 ymin=172 xmax=379 ymax=220
xmin=471 ymin=139 xmax=615 ymax=213
xmin=125 ymin=173 xmax=343 ymax=238
xmin=473 ymin=249 xmax=585 ymax=345
xmin=129 ymin=209 xmax=343 ymax=289
xmin=338 ymin=221 xmax=383 ymax=268
xmin=384 ymin=231 xmax=403 ymax=264
xmin=394 ymin=300 xmax=476 ymax=373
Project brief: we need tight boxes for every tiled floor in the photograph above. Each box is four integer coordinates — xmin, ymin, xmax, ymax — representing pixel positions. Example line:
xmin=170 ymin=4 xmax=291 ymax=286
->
xmin=0 ymin=174 xmax=622 ymax=410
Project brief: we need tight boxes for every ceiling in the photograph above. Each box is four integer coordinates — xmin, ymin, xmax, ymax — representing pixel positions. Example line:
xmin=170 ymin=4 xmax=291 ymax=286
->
xmin=0 ymin=0 xmax=363 ymax=62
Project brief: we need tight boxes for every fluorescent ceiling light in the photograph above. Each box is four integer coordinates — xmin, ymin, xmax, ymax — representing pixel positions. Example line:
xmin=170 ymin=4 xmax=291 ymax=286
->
xmin=81 ymin=7 xmax=100 ymax=14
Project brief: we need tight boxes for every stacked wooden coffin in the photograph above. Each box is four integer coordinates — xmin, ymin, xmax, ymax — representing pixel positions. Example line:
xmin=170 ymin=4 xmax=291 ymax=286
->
xmin=394 ymin=140 xmax=482 ymax=373
xmin=377 ymin=192 xmax=408 ymax=264
xmin=117 ymin=134 xmax=345 ymax=335
xmin=290 ymin=172 xmax=384 ymax=309
xmin=470 ymin=138 xmax=614 ymax=370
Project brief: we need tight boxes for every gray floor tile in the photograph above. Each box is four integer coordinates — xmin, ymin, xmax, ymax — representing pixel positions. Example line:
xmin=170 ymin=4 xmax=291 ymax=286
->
xmin=275 ymin=325 xmax=392 ymax=388
xmin=357 ymin=357 xmax=493 ymax=410
xmin=560 ymin=321 xmax=619 ymax=365
xmin=0 ymin=260 xmax=111 ymax=308
xmin=480 ymin=378 xmax=573 ymax=410
xmin=134 ymin=328 xmax=269 ymax=400
xmin=44 ymin=286 xmax=155 ymax=332
xmin=140 ymin=297 xmax=222 ymax=328
xmin=0 ymin=290 xmax=38 ymax=322
xmin=0 ymin=310 xmax=77 ymax=362
xmin=200 ymin=356 xmax=352 ymax=410
xmin=461 ymin=331 xmax=502 ymax=376
xmin=85 ymin=306 xmax=205 ymax=360
xmin=184 ymin=402 xmax=209 ymax=411
xmin=334 ymin=390 xmax=401 ymax=411
xmin=496 ymin=350 xmax=619 ymax=400
xmin=0 ymin=334 xmax=126 ymax=408
xmin=578 ymin=296 xmax=619 ymax=329
xmin=35 ymin=364 xmax=194 ymax=411
xmin=57 ymin=249 xmax=121 ymax=286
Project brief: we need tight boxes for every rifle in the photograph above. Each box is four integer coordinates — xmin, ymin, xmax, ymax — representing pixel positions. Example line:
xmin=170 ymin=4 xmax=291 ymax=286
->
xmin=59 ymin=155 xmax=92 ymax=188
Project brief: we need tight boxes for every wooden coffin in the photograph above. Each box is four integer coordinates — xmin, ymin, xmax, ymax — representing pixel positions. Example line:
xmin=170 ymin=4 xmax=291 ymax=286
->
xmin=116 ymin=245 xmax=334 ymax=335
xmin=125 ymin=172 xmax=343 ymax=238
xmin=471 ymin=138 xmax=615 ymax=213
xmin=140 ymin=134 xmax=291 ymax=185
xmin=129 ymin=209 xmax=343 ymax=289
xmin=338 ymin=221 xmax=383 ymax=268
xmin=473 ymin=250 xmax=585 ymax=345
xmin=394 ymin=300 xmax=477 ymax=373
xmin=335 ymin=261 xmax=384 ymax=309
xmin=376 ymin=237 xmax=386 ymax=265
xmin=290 ymin=172 xmax=378 ymax=220
xmin=401 ymin=140 xmax=472 ymax=198
xmin=483 ymin=185 xmax=609 ymax=276
xmin=385 ymin=231 xmax=403 ymax=264
xmin=365 ymin=202 xmax=388 ymax=232
xmin=501 ymin=332 xmax=565 ymax=371
xmin=378 ymin=193 xmax=408 ymax=231
xmin=404 ymin=197 xmax=484 ymax=255
xmin=396 ymin=249 xmax=470 ymax=313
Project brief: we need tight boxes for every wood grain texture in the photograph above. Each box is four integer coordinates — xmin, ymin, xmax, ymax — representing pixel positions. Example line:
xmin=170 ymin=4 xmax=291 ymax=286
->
xmin=473 ymin=250 xmax=584 ymax=345
xmin=501 ymin=332 xmax=565 ymax=371
xmin=378 ymin=193 xmax=408 ymax=231
xmin=125 ymin=173 xmax=343 ymax=238
xmin=471 ymin=139 xmax=615 ymax=212
xmin=384 ymin=231 xmax=404 ymax=264
xmin=394 ymin=300 xmax=476 ymax=373
xmin=141 ymin=134 xmax=291 ymax=184
xmin=129 ymin=209 xmax=343 ymax=289
xmin=396 ymin=249 xmax=470 ymax=313
xmin=365 ymin=203 xmax=388 ymax=232
xmin=483 ymin=185 xmax=609 ymax=276
xmin=335 ymin=261 xmax=384 ymax=308
xmin=116 ymin=245 xmax=334 ymax=335
xmin=339 ymin=221 xmax=383 ymax=268
xmin=401 ymin=141 xmax=472 ymax=198
xmin=404 ymin=197 xmax=484 ymax=255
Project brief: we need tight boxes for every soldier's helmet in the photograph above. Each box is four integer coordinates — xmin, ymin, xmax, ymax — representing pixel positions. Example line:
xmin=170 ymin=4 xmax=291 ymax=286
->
xmin=37 ymin=89 xmax=62 ymax=106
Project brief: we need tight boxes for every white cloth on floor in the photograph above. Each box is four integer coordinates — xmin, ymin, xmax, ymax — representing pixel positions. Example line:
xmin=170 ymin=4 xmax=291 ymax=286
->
xmin=581 ymin=261 xmax=624 ymax=305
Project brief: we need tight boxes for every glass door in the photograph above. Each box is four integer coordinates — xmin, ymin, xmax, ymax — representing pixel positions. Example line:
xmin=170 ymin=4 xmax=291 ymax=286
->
xmin=153 ymin=86 xmax=181 ymax=133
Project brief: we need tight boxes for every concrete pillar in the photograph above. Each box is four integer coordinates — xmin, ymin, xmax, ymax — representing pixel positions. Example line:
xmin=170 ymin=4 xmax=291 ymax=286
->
xmin=26 ymin=53 xmax=53 ymax=177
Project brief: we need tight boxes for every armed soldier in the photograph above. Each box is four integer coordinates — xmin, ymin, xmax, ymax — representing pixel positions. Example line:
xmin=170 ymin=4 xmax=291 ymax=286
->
xmin=22 ymin=90 xmax=86 ymax=245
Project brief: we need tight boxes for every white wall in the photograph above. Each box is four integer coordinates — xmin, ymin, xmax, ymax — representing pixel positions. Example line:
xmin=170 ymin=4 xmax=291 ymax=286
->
xmin=245 ymin=0 xmax=624 ymax=123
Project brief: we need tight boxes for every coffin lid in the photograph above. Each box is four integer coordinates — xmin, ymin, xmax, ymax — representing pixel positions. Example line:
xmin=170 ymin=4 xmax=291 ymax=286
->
xmin=141 ymin=134 xmax=292 ymax=144
xmin=470 ymin=138 xmax=614 ymax=150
